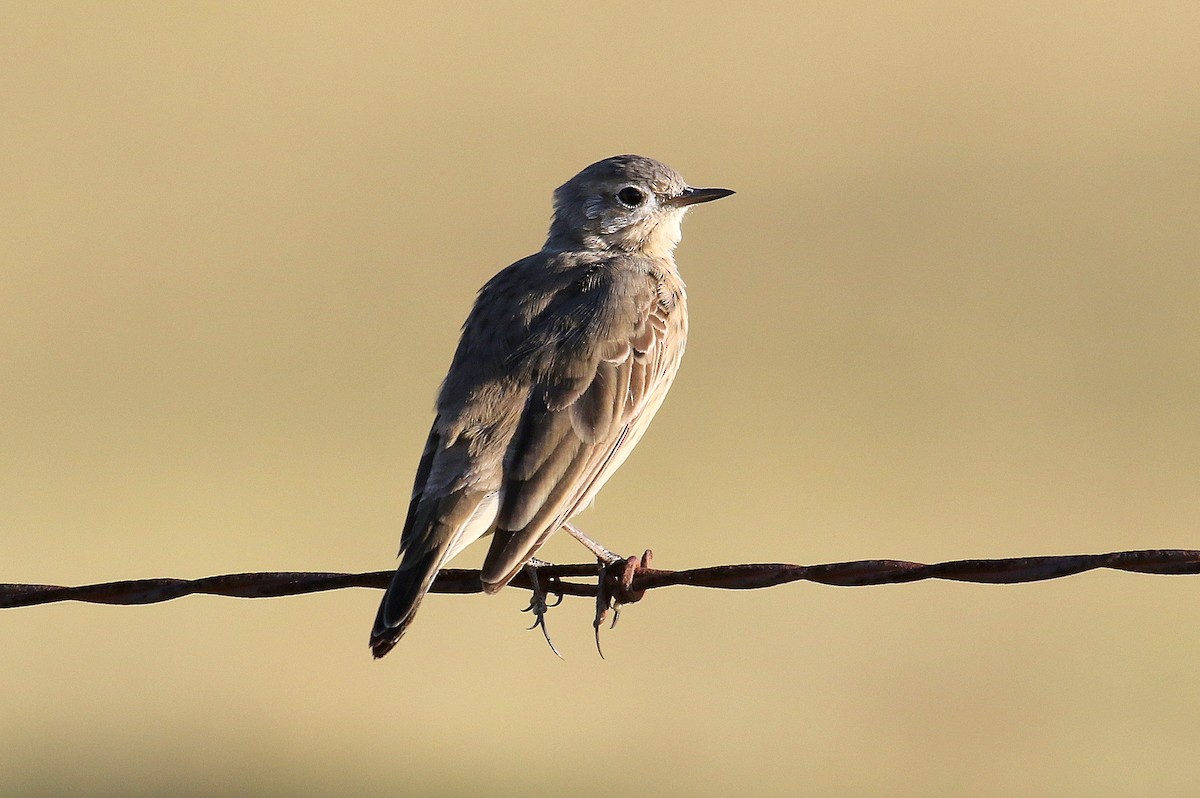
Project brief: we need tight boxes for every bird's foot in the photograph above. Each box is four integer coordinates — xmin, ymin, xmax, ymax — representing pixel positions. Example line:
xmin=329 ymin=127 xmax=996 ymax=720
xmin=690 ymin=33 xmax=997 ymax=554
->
xmin=522 ymin=560 xmax=564 ymax=659
xmin=593 ymin=549 xmax=653 ymax=659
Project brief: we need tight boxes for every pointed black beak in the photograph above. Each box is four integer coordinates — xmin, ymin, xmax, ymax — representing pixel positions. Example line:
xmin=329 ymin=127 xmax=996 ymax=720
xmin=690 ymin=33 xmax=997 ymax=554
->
xmin=668 ymin=186 xmax=735 ymax=207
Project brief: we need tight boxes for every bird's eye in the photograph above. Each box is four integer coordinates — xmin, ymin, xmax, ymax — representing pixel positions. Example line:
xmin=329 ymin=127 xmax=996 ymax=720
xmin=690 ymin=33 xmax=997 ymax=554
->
xmin=616 ymin=186 xmax=646 ymax=208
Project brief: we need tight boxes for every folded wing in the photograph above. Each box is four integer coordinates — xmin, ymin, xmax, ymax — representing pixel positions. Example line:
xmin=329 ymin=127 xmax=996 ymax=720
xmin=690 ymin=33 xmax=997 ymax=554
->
xmin=480 ymin=265 xmax=685 ymax=590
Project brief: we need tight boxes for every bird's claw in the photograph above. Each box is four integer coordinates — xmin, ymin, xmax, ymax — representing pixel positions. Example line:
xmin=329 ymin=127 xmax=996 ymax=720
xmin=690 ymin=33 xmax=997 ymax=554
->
xmin=522 ymin=562 xmax=564 ymax=659
xmin=592 ymin=549 xmax=653 ymax=659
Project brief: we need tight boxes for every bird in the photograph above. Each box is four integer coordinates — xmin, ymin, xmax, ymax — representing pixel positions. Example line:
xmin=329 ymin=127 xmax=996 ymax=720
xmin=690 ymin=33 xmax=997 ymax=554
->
xmin=370 ymin=155 xmax=733 ymax=657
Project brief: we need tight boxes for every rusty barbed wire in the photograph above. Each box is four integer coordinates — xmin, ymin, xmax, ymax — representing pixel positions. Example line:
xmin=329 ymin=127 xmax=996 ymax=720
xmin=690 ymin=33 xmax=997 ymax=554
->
xmin=2 ymin=548 xmax=1197 ymax=611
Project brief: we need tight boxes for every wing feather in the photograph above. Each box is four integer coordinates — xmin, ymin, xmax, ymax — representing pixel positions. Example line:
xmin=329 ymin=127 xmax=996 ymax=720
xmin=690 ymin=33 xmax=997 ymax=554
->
xmin=480 ymin=270 xmax=685 ymax=590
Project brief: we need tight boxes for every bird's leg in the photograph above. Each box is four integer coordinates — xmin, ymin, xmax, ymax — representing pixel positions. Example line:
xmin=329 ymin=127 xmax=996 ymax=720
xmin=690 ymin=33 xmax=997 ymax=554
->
xmin=562 ymin=522 xmax=622 ymax=564
xmin=521 ymin=560 xmax=563 ymax=659
xmin=557 ymin=522 xmax=623 ymax=658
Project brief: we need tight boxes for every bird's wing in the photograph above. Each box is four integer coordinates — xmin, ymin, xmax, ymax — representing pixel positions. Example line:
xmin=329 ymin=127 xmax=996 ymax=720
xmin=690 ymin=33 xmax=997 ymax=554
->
xmin=394 ymin=426 xmax=502 ymax=563
xmin=479 ymin=263 xmax=685 ymax=591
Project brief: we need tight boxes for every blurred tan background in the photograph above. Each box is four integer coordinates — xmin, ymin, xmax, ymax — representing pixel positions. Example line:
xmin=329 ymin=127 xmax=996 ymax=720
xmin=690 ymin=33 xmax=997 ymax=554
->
xmin=3 ymin=2 xmax=1199 ymax=795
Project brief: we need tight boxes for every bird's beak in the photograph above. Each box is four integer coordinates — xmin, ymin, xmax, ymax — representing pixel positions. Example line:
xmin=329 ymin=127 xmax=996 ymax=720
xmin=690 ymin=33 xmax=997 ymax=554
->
xmin=669 ymin=186 xmax=735 ymax=207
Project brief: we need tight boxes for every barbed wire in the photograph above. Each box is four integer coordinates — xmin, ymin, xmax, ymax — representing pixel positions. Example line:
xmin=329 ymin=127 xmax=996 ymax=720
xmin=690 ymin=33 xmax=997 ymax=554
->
xmin=2 ymin=548 xmax=1197 ymax=611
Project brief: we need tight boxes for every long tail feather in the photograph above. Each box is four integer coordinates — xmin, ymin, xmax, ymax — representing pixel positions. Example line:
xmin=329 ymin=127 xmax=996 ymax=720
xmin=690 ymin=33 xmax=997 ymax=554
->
xmin=369 ymin=546 xmax=443 ymax=658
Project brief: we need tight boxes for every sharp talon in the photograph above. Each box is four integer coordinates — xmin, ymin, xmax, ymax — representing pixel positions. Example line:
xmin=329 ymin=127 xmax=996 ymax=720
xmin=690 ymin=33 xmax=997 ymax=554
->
xmin=591 ymin=549 xmax=654 ymax=656
xmin=592 ymin=558 xmax=611 ymax=659
xmin=523 ymin=563 xmax=563 ymax=659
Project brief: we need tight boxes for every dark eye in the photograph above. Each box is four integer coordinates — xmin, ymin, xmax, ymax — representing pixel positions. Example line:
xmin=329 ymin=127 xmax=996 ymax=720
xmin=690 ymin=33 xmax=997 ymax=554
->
xmin=616 ymin=186 xmax=646 ymax=208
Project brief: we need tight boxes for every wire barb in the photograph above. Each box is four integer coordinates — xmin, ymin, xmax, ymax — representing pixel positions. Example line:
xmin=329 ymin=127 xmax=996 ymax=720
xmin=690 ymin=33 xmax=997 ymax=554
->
xmin=2 ymin=549 xmax=1198 ymax=611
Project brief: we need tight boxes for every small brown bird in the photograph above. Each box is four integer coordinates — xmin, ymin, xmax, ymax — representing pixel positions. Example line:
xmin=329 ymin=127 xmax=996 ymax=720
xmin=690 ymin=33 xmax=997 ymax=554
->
xmin=370 ymin=155 xmax=732 ymax=657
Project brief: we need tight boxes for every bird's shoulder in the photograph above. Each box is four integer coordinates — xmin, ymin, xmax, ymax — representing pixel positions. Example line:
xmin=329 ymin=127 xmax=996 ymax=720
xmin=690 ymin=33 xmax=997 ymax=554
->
xmin=437 ymin=249 xmax=684 ymax=422
xmin=482 ymin=248 xmax=677 ymax=304
xmin=491 ymin=249 xmax=681 ymax=329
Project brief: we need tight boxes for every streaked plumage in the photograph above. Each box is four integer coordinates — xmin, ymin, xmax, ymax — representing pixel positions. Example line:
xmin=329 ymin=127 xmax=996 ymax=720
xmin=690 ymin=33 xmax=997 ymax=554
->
xmin=370 ymin=155 xmax=732 ymax=657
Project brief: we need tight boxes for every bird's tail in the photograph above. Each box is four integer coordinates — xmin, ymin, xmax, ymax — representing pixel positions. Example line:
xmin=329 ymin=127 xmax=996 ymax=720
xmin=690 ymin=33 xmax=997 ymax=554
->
xmin=369 ymin=544 xmax=445 ymax=658
xmin=371 ymin=485 xmax=499 ymax=658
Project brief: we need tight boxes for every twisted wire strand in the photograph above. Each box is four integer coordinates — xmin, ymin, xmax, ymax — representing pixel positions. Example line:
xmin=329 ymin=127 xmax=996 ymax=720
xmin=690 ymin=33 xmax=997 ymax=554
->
xmin=2 ymin=549 xmax=1196 ymax=610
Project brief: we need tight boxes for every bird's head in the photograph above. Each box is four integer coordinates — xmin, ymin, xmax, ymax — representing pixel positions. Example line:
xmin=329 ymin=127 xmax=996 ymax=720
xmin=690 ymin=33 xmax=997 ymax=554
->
xmin=547 ymin=155 xmax=733 ymax=259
